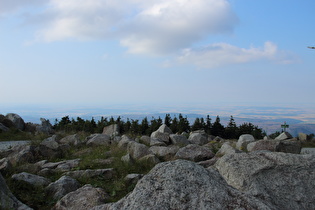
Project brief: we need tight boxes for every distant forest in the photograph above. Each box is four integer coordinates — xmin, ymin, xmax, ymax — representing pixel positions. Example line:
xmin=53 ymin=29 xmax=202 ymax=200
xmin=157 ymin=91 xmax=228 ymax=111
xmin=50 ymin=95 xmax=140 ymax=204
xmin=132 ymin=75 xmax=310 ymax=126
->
xmin=53 ymin=114 xmax=266 ymax=139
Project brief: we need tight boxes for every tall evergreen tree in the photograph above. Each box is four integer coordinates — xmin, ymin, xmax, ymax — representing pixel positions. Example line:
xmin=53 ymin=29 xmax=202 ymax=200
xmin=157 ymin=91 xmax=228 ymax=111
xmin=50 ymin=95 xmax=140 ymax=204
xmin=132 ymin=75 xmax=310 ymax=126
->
xmin=225 ymin=115 xmax=238 ymax=139
xmin=178 ymin=114 xmax=190 ymax=133
xmin=141 ymin=117 xmax=150 ymax=135
xmin=170 ymin=116 xmax=179 ymax=133
xmin=205 ymin=115 xmax=212 ymax=134
xmin=164 ymin=114 xmax=172 ymax=127
xmin=211 ymin=115 xmax=225 ymax=137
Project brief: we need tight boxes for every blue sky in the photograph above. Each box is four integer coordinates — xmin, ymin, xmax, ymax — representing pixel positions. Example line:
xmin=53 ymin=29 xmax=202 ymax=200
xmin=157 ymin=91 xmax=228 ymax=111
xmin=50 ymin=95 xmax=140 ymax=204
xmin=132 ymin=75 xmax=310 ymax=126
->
xmin=0 ymin=0 xmax=314 ymax=116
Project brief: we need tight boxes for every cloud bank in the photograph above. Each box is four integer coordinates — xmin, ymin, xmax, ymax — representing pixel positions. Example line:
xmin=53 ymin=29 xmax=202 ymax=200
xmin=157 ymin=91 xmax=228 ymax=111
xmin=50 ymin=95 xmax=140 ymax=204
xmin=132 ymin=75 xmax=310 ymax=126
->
xmin=177 ymin=41 xmax=295 ymax=68
xmin=2 ymin=0 xmax=297 ymax=68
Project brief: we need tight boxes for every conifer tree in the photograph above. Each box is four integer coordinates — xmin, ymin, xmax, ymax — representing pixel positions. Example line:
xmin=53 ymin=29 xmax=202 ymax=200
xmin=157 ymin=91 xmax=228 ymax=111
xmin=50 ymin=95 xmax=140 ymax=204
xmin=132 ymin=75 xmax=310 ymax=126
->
xmin=211 ymin=115 xmax=225 ymax=137
xmin=164 ymin=114 xmax=172 ymax=127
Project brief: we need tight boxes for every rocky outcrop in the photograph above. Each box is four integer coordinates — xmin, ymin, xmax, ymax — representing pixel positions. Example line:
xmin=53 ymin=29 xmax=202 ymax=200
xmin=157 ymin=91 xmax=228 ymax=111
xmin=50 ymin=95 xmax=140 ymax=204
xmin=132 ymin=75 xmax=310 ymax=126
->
xmin=53 ymin=184 xmax=109 ymax=210
xmin=7 ymin=145 xmax=37 ymax=166
xmin=93 ymin=160 xmax=271 ymax=210
xmin=12 ymin=172 xmax=51 ymax=187
xmin=5 ymin=113 xmax=25 ymax=131
xmin=46 ymin=176 xmax=81 ymax=200
xmin=215 ymin=152 xmax=315 ymax=209
xmin=0 ymin=123 xmax=9 ymax=132
xmin=175 ymin=144 xmax=214 ymax=162
xmin=0 ymin=172 xmax=31 ymax=210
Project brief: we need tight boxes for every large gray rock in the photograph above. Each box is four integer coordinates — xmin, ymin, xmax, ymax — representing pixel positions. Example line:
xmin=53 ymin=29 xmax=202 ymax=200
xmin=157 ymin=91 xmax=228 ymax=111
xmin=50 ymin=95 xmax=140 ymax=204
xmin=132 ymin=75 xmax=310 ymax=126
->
xmin=0 ymin=158 xmax=12 ymax=174
xmin=275 ymin=132 xmax=293 ymax=140
xmin=127 ymin=142 xmax=152 ymax=160
xmin=0 ymin=173 xmax=31 ymax=210
xmin=150 ymin=124 xmax=172 ymax=144
xmin=102 ymin=124 xmax=120 ymax=137
xmin=150 ymin=131 xmax=170 ymax=144
xmin=46 ymin=176 xmax=81 ymax=200
xmin=247 ymin=140 xmax=280 ymax=152
xmin=5 ymin=113 xmax=25 ymax=130
xmin=188 ymin=131 xmax=208 ymax=145
xmin=138 ymin=154 xmax=160 ymax=165
xmin=0 ymin=123 xmax=9 ymax=132
xmin=55 ymin=159 xmax=81 ymax=172
xmin=59 ymin=134 xmax=81 ymax=146
xmin=156 ymin=124 xmax=173 ymax=134
xmin=139 ymin=136 xmax=151 ymax=145
xmin=276 ymin=139 xmax=301 ymax=154
xmin=38 ymin=159 xmax=80 ymax=175
xmin=169 ymin=134 xmax=189 ymax=146
xmin=40 ymin=135 xmax=60 ymax=150
xmin=121 ymin=153 xmax=134 ymax=164
xmin=216 ymin=142 xmax=242 ymax=157
xmin=7 ymin=145 xmax=36 ymax=166
xmin=149 ymin=146 xmax=179 ymax=161
xmin=124 ymin=174 xmax=143 ymax=186
xmin=54 ymin=184 xmax=109 ymax=210
xmin=12 ymin=172 xmax=51 ymax=187
xmin=149 ymin=138 xmax=167 ymax=146
xmin=175 ymin=144 xmax=214 ymax=162
xmin=215 ymin=152 xmax=315 ymax=209
xmin=86 ymin=134 xmax=111 ymax=146
xmin=93 ymin=160 xmax=271 ymax=210
xmin=118 ymin=135 xmax=134 ymax=150
xmin=236 ymin=134 xmax=255 ymax=150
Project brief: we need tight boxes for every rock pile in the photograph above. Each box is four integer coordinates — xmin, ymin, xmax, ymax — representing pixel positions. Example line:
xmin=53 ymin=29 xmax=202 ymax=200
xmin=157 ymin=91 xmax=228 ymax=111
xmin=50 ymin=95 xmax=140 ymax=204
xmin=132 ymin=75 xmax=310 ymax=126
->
xmin=0 ymin=122 xmax=312 ymax=209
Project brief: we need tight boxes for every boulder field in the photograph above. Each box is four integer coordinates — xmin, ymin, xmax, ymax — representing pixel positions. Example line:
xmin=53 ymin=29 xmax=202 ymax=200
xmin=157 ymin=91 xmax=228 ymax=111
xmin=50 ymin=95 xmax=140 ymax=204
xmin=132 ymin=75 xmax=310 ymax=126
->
xmin=0 ymin=124 xmax=314 ymax=209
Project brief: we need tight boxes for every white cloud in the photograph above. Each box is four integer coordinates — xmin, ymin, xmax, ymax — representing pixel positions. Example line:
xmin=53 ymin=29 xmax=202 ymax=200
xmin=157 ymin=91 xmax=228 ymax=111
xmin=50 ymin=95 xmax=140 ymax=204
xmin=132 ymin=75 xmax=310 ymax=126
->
xmin=177 ymin=42 xmax=297 ymax=69
xmin=0 ymin=0 xmax=46 ymax=16
xmin=31 ymin=0 xmax=237 ymax=54
xmin=120 ymin=0 xmax=238 ymax=55
xmin=35 ymin=0 xmax=128 ymax=42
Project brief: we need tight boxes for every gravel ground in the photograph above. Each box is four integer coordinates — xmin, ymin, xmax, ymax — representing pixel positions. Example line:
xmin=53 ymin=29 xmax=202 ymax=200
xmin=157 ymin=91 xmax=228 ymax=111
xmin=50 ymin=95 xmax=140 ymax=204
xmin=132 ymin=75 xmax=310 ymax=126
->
xmin=0 ymin=141 xmax=30 ymax=151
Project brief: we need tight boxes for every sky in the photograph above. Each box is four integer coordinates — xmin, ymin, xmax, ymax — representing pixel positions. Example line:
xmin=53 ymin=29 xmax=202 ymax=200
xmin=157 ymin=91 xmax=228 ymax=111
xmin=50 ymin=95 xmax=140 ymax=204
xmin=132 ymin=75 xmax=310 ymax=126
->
xmin=0 ymin=0 xmax=315 ymax=117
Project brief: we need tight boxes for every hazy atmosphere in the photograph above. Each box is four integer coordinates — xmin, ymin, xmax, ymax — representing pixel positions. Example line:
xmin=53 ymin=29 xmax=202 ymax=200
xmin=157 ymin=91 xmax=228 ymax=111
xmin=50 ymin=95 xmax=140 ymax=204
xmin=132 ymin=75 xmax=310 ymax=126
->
xmin=1 ymin=0 xmax=314 ymax=118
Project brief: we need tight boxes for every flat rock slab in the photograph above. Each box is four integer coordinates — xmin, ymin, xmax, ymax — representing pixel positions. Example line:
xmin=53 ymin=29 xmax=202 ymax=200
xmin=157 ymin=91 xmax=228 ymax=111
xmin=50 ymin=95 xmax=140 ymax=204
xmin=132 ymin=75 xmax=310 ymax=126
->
xmin=215 ymin=151 xmax=315 ymax=210
xmin=0 ymin=141 xmax=30 ymax=151
xmin=93 ymin=160 xmax=272 ymax=210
